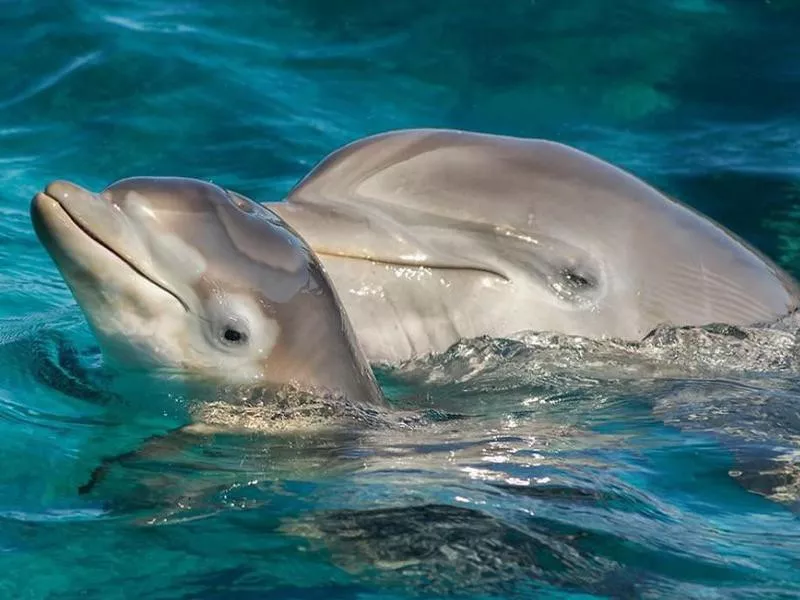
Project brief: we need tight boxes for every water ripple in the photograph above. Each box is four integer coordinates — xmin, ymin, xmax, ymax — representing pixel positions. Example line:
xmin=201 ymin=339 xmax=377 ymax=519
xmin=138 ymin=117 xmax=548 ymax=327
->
xmin=0 ymin=51 xmax=102 ymax=111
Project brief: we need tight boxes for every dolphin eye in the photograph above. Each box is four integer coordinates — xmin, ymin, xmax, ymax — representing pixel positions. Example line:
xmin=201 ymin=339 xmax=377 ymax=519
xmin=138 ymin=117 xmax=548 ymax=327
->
xmin=221 ymin=327 xmax=248 ymax=345
xmin=560 ymin=268 xmax=595 ymax=289
xmin=548 ymin=264 xmax=601 ymax=306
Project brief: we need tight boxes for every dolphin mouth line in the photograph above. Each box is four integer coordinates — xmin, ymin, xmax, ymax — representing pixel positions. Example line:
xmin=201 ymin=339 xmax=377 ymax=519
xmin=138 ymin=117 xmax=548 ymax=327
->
xmin=40 ymin=191 xmax=190 ymax=312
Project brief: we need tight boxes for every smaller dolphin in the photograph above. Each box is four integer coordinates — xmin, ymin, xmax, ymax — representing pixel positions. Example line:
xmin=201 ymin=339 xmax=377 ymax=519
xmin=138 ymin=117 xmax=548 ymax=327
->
xmin=268 ymin=128 xmax=800 ymax=364
xmin=31 ymin=177 xmax=385 ymax=408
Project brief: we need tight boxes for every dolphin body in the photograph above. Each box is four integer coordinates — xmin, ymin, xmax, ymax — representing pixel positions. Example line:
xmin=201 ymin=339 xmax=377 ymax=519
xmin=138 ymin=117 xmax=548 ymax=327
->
xmin=268 ymin=129 xmax=800 ymax=364
xmin=29 ymin=129 xmax=800 ymax=391
xmin=27 ymin=133 xmax=800 ymax=526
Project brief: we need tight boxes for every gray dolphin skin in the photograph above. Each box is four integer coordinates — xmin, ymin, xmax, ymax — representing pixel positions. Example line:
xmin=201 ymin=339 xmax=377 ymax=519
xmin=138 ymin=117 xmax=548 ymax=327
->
xmin=268 ymin=128 xmax=800 ymax=364
xmin=30 ymin=177 xmax=385 ymax=408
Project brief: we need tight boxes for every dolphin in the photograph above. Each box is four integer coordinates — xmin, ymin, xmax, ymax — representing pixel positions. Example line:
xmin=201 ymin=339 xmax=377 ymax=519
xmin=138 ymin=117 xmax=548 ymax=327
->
xmin=267 ymin=128 xmax=800 ymax=364
xmin=30 ymin=177 xmax=385 ymax=409
xmin=28 ymin=169 xmax=800 ymax=522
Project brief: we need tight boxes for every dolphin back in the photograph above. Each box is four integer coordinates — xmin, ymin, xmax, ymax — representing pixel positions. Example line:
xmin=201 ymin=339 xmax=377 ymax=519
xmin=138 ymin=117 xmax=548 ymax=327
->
xmin=272 ymin=128 xmax=799 ymax=340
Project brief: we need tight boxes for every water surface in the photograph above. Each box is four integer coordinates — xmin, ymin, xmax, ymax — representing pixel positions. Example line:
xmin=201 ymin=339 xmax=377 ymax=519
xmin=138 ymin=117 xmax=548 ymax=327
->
xmin=2 ymin=1 xmax=800 ymax=598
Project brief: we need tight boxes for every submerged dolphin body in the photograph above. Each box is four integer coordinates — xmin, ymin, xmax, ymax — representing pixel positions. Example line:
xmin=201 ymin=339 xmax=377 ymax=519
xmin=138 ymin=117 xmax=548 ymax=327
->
xmin=31 ymin=177 xmax=384 ymax=408
xmin=268 ymin=129 xmax=800 ymax=364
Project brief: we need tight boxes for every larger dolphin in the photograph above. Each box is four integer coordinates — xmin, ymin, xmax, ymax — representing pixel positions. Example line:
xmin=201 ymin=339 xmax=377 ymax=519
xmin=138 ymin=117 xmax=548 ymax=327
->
xmin=268 ymin=128 xmax=800 ymax=364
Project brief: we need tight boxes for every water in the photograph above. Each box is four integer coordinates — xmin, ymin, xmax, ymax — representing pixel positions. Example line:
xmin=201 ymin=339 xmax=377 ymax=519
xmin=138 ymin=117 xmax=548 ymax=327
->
xmin=2 ymin=1 xmax=800 ymax=597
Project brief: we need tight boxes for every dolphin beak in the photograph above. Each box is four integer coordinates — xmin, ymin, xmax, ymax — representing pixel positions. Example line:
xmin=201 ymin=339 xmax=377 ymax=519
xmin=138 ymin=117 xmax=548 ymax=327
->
xmin=32 ymin=179 xmax=191 ymax=312
xmin=32 ymin=180 xmax=129 ymax=260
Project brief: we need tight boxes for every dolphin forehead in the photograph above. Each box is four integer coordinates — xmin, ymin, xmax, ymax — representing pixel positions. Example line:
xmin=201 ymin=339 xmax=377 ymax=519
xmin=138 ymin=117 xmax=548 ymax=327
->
xmin=104 ymin=177 xmax=313 ymax=304
xmin=106 ymin=177 xmax=303 ymax=270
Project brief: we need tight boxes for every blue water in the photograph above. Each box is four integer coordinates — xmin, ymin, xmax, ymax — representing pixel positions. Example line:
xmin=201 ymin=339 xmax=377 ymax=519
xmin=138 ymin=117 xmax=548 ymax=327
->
xmin=3 ymin=1 xmax=800 ymax=598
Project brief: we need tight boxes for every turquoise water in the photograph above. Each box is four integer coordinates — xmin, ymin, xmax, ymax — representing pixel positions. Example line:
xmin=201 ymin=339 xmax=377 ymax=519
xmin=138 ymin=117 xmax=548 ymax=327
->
xmin=3 ymin=1 xmax=800 ymax=598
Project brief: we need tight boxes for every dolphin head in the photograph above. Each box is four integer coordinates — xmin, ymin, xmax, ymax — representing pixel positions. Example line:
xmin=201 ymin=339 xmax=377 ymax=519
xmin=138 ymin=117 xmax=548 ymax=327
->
xmin=31 ymin=177 xmax=383 ymax=406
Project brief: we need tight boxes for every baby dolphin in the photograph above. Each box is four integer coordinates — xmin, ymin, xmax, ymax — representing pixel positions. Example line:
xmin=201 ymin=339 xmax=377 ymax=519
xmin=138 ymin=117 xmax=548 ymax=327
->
xmin=31 ymin=177 xmax=384 ymax=408
xmin=268 ymin=128 xmax=800 ymax=363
